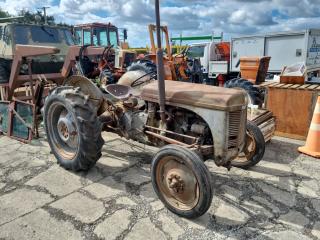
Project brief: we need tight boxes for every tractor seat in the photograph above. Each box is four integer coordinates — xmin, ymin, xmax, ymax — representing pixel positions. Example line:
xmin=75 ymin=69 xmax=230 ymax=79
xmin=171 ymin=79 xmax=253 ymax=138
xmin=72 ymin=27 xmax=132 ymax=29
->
xmin=105 ymin=84 xmax=133 ymax=101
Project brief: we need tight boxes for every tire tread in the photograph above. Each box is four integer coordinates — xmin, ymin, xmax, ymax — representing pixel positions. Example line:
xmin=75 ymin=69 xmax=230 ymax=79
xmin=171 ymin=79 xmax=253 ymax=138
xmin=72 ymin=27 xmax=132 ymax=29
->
xmin=44 ymin=87 xmax=104 ymax=171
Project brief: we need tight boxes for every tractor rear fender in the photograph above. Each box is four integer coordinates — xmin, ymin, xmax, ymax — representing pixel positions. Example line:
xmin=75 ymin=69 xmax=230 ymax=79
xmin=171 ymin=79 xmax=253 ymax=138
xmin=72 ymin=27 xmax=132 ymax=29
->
xmin=63 ymin=75 xmax=104 ymax=111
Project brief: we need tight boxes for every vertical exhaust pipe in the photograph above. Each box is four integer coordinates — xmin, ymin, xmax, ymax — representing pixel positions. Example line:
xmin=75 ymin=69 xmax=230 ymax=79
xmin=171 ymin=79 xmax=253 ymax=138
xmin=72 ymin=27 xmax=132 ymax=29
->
xmin=155 ymin=0 xmax=166 ymax=123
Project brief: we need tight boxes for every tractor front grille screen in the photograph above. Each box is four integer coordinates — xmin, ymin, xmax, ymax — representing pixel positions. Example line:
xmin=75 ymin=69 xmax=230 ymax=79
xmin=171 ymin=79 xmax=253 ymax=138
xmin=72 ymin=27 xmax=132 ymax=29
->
xmin=12 ymin=102 xmax=33 ymax=140
xmin=228 ymin=110 xmax=242 ymax=149
xmin=0 ymin=102 xmax=9 ymax=133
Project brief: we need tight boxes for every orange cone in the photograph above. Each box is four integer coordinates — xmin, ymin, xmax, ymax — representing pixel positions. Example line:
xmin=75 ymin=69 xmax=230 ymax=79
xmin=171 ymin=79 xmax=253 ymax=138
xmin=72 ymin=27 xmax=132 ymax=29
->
xmin=298 ymin=96 xmax=320 ymax=158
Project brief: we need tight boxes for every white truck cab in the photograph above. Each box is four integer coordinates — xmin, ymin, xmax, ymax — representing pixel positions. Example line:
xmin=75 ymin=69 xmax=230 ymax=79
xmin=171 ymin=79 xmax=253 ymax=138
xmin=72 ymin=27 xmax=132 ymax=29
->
xmin=186 ymin=42 xmax=213 ymax=75
xmin=186 ymin=42 xmax=229 ymax=83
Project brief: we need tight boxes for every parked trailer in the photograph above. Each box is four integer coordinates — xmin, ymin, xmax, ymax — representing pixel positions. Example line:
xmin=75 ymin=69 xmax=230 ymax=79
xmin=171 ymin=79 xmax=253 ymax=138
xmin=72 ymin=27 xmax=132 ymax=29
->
xmin=230 ymin=29 xmax=320 ymax=73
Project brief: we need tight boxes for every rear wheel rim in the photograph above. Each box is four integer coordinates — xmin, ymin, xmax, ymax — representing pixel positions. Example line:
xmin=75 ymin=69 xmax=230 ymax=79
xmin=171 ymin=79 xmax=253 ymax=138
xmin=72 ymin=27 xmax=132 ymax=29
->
xmin=47 ymin=102 xmax=79 ymax=160
xmin=156 ymin=156 xmax=200 ymax=211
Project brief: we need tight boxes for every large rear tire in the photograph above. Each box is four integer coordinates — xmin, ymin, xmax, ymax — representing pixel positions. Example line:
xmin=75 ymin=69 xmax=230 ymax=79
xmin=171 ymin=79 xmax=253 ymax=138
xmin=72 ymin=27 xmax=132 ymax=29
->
xmin=127 ymin=59 xmax=157 ymax=75
xmin=224 ymin=78 xmax=263 ymax=106
xmin=151 ymin=145 xmax=213 ymax=218
xmin=44 ymin=86 xmax=104 ymax=171
xmin=231 ymin=121 xmax=265 ymax=169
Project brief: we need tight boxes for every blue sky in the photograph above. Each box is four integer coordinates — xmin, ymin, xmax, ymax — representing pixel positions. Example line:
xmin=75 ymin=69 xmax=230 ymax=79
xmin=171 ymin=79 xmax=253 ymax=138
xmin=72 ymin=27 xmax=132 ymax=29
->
xmin=1 ymin=0 xmax=320 ymax=47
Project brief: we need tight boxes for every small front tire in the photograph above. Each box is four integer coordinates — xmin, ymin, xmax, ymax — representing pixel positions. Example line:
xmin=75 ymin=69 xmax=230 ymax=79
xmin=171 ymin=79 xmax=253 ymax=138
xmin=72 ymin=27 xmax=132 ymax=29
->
xmin=151 ymin=145 xmax=213 ymax=218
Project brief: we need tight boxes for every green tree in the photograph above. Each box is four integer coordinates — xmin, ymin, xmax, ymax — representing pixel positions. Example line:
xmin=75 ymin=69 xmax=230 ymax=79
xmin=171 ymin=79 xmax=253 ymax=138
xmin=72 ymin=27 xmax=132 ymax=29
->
xmin=0 ymin=8 xmax=11 ymax=18
xmin=16 ymin=10 xmax=73 ymax=28
xmin=17 ymin=10 xmax=55 ymax=24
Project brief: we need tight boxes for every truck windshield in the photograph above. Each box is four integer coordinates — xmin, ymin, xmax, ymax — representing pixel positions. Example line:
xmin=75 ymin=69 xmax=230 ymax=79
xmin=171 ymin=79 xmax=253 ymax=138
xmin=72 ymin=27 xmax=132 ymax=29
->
xmin=13 ymin=25 xmax=74 ymax=45
xmin=187 ymin=45 xmax=205 ymax=58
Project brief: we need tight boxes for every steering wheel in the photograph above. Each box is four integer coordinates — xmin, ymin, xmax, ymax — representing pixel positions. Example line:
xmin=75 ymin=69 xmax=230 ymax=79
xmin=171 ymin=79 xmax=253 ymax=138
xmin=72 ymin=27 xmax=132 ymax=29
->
xmin=102 ymin=45 xmax=113 ymax=62
xmin=131 ymin=71 xmax=156 ymax=88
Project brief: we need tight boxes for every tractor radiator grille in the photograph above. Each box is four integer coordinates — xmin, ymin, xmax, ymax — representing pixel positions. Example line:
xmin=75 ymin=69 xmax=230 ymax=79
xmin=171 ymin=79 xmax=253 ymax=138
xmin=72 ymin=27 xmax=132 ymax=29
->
xmin=228 ymin=110 xmax=242 ymax=149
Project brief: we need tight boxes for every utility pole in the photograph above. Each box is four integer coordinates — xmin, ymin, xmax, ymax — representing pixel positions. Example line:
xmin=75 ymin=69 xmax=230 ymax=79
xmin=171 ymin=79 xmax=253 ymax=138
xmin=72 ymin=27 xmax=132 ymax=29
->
xmin=38 ymin=6 xmax=50 ymax=24
xmin=155 ymin=0 xmax=166 ymax=124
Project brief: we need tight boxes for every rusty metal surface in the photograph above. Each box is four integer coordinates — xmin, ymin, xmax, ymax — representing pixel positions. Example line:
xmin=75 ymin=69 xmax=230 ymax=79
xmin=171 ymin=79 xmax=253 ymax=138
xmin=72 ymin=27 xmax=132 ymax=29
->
xmin=141 ymin=80 xmax=247 ymax=111
xmin=8 ymin=45 xmax=61 ymax=99
xmin=145 ymin=130 xmax=190 ymax=147
xmin=232 ymin=130 xmax=256 ymax=164
xmin=16 ymin=73 xmax=64 ymax=85
xmin=61 ymin=45 xmax=107 ymax=77
xmin=145 ymin=125 xmax=198 ymax=142
xmin=15 ymin=45 xmax=60 ymax=57
xmin=155 ymin=155 xmax=200 ymax=211
xmin=64 ymin=75 xmax=103 ymax=101
xmin=163 ymin=102 xmax=243 ymax=166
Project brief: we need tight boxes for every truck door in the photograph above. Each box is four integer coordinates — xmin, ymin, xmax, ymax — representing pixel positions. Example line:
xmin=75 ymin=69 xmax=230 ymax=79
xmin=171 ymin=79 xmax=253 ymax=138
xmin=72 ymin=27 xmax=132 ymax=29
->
xmin=265 ymin=33 xmax=305 ymax=72
xmin=231 ymin=37 xmax=264 ymax=72
xmin=306 ymin=29 xmax=320 ymax=71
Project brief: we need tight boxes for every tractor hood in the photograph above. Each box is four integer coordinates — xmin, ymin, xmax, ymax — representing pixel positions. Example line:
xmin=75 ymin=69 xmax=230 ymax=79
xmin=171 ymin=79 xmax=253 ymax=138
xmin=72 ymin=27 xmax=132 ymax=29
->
xmin=141 ymin=81 xmax=247 ymax=111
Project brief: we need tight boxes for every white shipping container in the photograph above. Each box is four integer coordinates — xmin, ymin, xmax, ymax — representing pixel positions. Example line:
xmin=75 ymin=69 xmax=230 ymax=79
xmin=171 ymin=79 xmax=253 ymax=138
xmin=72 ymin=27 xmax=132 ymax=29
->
xmin=230 ymin=29 xmax=320 ymax=73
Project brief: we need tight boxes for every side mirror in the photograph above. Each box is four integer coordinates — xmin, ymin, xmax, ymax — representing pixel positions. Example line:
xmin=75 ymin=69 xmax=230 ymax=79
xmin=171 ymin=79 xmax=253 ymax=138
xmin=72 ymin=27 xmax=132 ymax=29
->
xmin=123 ymin=29 xmax=127 ymax=40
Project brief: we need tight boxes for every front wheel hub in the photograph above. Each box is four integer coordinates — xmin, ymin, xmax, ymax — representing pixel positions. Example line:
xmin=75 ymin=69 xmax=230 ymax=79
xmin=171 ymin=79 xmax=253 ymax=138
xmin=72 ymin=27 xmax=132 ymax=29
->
xmin=156 ymin=156 xmax=200 ymax=211
xmin=168 ymin=174 xmax=184 ymax=193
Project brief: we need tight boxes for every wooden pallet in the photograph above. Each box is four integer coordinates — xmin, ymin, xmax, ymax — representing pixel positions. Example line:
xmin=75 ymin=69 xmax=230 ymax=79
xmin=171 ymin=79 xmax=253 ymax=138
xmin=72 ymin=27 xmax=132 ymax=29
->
xmin=264 ymin=82 xmax=320 ymax=140
xmin=247 ymin=108 xmax=275 ymax=142
xmin=259 ymin=81 xmax=320 ymax=91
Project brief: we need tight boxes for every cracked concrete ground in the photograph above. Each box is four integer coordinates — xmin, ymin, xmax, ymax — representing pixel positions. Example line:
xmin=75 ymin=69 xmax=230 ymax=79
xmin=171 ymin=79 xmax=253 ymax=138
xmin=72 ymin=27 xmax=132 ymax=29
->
xmin=0 ymin=131 xmax=320 ymax=240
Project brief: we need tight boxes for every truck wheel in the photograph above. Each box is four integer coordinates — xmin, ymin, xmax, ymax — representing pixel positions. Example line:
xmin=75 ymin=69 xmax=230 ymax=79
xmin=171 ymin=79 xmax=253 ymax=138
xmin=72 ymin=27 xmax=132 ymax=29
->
xmin=231 ymin=121 xmax=265 ymax=169
xmin=224 ymin=78 xmax=263 ymax=106
xmin=151 ymin=145 xmax=213 ymax=218
xmin=44 ymin=86 xmax=104 ymax=171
